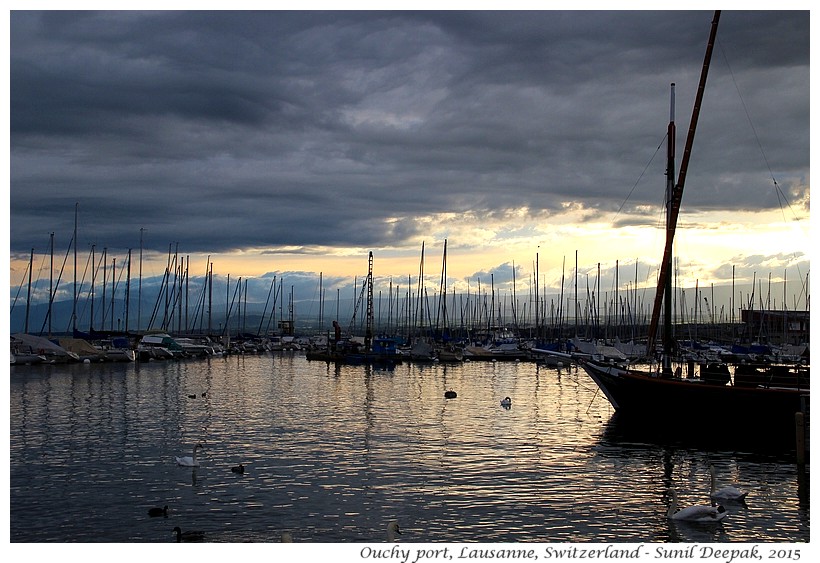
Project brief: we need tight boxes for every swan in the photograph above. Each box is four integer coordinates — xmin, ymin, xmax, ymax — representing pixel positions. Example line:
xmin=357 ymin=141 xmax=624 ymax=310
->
xmin=231 ymin=463 xmax=245 ymax=474
xmin=666 ymin=488 xmax=727 ymax=522
xmin=710 ymin=465 xmax=748 ymax=502
xmin=175 ymin=444 xmax=203 ymax=467
xmin=148 ymin=505 xmax=168 ymax=517
xmin=386 ymin=520 xmax=401 ymax=542
xmin=173 ymin=526 xmax=205 ymax=542
xmin=500 ymin=397 xmax=512 ymax=407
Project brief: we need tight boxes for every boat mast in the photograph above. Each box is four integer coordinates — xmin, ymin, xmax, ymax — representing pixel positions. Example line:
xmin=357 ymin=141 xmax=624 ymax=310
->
xmin=72 ymin=202 xmax=78 ymax=335
xmin=90 ymin=245 xmax=96 ymax=330
xmin=125 ymin=249 xmax=131 ymax=333
xmin=319 ymin=272 xmax=324 ymax=330
xmin=138 ymin=228 xmax=144 ymax=332
xmin=416 ymin=242 xmax=424 ymax=339
xmin=662 ymin=82 xmax=676 ymax=373
xmin=49 ymin=232 xmax=54 ymax=337
xmin=111 ymin=256 xmax=116 ymax=331
xmin=647 ymin=10 xmax=720 ymax=360
xmin=535 ymin=249 xmax=540 ymax=341
xmin=365 ymin=251 xmax=374 ymax=349
xmin=25 ymin=248 xmax=33 ymax=334
xmin=101 ymin=247 xmax=107 ymax=330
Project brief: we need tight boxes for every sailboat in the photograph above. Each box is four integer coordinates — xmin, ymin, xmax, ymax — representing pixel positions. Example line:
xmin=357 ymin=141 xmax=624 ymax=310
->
xmin=576 ymin=11 xmax=809 ymax=434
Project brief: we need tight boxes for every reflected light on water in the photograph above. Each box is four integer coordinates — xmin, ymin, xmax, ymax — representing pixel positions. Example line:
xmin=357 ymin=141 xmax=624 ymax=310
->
xmin=10 ymin=354 xmax=809 ymax=543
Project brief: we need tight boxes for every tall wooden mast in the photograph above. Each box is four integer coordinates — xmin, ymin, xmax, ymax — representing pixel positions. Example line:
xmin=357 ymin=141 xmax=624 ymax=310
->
xmin=646 ymin=10 xmax=720 ymax=360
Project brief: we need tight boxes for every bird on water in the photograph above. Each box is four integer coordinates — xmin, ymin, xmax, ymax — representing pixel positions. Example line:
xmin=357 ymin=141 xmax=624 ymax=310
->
xmin=387 ymin=520 xmax=401 ymax=542
xmin=175 ymin=444 xmax=203 ymax=467
xmin=709 ymin=465 xmax=748 ymax=502
xmin=666 ymin=488 xmax=727 ymax=522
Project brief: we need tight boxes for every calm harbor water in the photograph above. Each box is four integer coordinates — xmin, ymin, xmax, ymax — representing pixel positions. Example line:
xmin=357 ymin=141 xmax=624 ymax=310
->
xmin=9 ymin=353 xmax=810 ymax=545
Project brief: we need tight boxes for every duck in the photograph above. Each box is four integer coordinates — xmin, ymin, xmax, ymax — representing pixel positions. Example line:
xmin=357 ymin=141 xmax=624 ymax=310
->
xmin=500 ymin=397 xmax=512 ymax=407
xmin=444 ymin=390 xmax=457 ymax=399
xmin=148 ymin=505 xmax=168 ymax=517
xmin=175 ymin=444 xmax=203 ymax=467
xmin=386 ymin=520 xmax=401 ymax=542
xmin=173 ymin=526 xmax=205 ymax=542
xmin=710 ymin=465 xmax=748 ymax=502
xmin=231 ymin=463 xmax=245 ymax=474
xmin=666 ymin=488 xmax=727 ymax=522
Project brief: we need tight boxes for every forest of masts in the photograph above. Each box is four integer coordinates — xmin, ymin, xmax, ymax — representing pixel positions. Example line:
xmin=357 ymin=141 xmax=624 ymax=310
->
xmin=11 ymin=229 xmax=810 ymax=347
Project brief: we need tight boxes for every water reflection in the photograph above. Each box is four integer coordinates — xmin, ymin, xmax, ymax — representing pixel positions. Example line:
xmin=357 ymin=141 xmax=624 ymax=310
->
xmin=599 ymin=411 xmax=800 ymax=461
xmin=665 ymin=518 xmax=729 ymax=543
xmin=9 ymin=356 xmax=809 ymax=543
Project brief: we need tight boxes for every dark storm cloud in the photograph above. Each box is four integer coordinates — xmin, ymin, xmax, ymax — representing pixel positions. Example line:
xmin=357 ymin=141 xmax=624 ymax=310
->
xmin=9 ymin=10 xmax=810 ymax=257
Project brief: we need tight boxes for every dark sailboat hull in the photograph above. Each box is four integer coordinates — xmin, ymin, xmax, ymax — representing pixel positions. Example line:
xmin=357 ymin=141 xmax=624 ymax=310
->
xmin=305 ymin=349 xmax=403 ymax=366
xmin=580 ymin=360 xmax=809 ymax=432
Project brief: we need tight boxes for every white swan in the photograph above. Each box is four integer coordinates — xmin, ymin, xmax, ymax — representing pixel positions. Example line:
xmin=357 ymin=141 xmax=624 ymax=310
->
xmin=666 ymin=488 xmax=727 ymax=522
xmin=500 ymin=397 xmax=512 ymax=407
xmin=175 ymin=444 xmax=203 ymax=467
xmin=710 ymin=465 xmax=748 ymax=502
xmin=386 ymin=520 xmax=401 ymax=542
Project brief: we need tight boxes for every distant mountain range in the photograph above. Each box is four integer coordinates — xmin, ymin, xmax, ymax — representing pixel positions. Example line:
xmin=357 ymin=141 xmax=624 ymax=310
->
xmin=10 ymin=268 xmax=807 ymax=339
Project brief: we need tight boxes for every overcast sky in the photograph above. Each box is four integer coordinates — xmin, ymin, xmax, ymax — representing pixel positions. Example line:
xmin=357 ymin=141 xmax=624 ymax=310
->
xmin=8 ymin=9 xmax=811 ymax=318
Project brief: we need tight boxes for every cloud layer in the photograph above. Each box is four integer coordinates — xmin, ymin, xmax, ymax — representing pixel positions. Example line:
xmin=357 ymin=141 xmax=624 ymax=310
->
xmin=9 ymin=10 xmax=810 ymax=327
xmin=11 ymin=11 xmax=809 ymax=248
